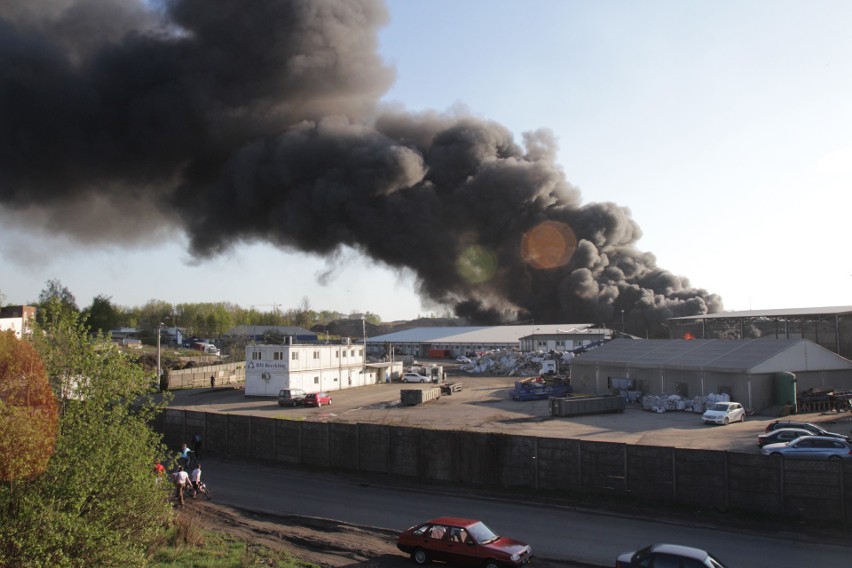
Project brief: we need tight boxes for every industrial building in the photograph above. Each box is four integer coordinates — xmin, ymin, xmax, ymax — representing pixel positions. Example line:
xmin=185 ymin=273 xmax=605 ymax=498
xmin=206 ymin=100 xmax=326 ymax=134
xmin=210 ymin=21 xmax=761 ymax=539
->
xmin=667 ymin=306 xmax=852 ymax=359
xmin=0 ymin=305 xmax=36 ymax=338
xmin=570 ymin=338 xmax=852 ymax=413
xmin=244 ymin=341 xmax=402 ymax=397
xmin=366 ymin=324 xmax=611 ymax=358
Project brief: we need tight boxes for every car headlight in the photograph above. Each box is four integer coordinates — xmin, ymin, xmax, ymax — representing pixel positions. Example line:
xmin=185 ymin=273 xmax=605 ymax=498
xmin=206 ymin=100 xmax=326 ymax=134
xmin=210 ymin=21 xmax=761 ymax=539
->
xmin=511 ymin=553 xmax=520 ymax=561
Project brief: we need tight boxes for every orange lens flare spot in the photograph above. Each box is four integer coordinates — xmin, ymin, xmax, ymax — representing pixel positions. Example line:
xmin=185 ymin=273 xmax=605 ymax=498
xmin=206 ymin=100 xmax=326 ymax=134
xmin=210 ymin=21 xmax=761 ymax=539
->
xmin=521 ymin=221 xmax=577 ymax=270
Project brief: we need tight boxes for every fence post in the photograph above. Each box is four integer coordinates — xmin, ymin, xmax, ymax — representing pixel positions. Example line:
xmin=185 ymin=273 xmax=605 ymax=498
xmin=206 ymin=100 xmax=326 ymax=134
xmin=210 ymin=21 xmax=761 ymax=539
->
xmin=672 ymin=447 xmax=677 ymax=502
xmin=534 ymin=438 xmax=539 ymax=490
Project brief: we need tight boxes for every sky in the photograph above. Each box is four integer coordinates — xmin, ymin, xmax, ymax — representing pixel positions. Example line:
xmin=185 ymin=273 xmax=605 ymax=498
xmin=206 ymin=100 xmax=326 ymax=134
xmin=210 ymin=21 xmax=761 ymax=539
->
xmin=1 ymin=0 xmax=851 ymax=322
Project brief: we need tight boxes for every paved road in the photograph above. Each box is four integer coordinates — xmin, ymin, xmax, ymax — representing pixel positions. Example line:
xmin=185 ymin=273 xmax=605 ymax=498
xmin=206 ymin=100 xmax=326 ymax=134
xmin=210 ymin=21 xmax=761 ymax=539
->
xmin=200 ymin=457 xmax=852 ymax=568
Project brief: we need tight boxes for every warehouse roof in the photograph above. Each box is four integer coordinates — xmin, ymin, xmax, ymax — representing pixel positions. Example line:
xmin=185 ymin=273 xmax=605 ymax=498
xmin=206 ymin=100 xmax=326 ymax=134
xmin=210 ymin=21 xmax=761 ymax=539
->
xmin=367 ymin=324 xmax=597 ymax=345
xmin=572 ymin=338 xmax=852 ymax=373
xmin=669 ymin=306 xmax=852 ymax=320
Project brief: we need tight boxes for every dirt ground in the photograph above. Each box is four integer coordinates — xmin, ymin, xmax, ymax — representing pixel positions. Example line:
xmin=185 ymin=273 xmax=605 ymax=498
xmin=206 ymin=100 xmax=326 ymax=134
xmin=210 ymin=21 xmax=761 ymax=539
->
xmin=186 ymin=500 xmax=582 ymax=568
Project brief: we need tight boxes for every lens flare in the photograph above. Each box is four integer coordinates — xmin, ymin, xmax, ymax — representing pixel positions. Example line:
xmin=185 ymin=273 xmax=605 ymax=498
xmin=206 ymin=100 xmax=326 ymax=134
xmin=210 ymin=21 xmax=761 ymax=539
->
xmin=456 ymin=245 xmax=498 ymax=284
xmin=521 ymin=221 xmax=577 ymax=269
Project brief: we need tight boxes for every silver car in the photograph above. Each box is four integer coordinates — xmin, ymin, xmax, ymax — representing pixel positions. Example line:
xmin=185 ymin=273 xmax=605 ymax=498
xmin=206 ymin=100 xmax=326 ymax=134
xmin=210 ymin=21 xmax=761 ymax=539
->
xmin=701 ymin=402 xmax=745 ymax=425
xmin=761 ymin=435 xmax=852 ymax=460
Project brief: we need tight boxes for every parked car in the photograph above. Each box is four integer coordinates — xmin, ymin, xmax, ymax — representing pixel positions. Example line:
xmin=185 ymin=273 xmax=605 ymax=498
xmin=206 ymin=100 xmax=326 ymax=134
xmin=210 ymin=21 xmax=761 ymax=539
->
xmin=456 ymin=356 xmax=472 ymax=364
xmin=277 ymin=388 xmax=307 ymax=407
xmin=761 ymin=435 xmax=852 ymax=460
xmin=304 ymin=392 xmax=332 ymax=407
xmin=764 ymin=420 xmax=850 ymax=441
xmin=701 ymin=401 xmax=745 ymax=425
xmin=402 ymin=372 xmax=430 ymax=383
xmin=397 ymin=517 xmax=532 ymax=568
xmin=616 ymin=543 xmax=728 ymax=567
xmin=757 ymin=427 xmax=813 ymax=448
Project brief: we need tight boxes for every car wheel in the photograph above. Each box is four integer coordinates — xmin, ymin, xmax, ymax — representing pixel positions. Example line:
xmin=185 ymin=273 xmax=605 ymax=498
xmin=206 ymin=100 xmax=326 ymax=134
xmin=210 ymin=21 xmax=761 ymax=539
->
xmin=829 ymin=455 xmax=841 ymax=461
xmin=413 ymin=548 xmax=430 ymax=565
xmin=420 ymin=379 xmax=426 ymax=383
xmin=484 ymin=559 xmax=500 ymax=568
xmin=723 ymin=417 xmax=729 ymax=425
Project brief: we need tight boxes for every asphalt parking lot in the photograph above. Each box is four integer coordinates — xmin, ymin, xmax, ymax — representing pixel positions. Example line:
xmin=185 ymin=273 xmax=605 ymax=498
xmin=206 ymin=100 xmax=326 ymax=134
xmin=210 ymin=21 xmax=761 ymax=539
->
xmin=167 ymin=374 xmax=852 ymax=454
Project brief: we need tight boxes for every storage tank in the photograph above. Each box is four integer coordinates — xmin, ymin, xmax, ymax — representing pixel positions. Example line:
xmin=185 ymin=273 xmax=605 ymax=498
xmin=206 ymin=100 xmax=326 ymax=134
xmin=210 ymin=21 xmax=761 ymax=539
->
xmin=773 ymin=371 xmax=797 ymax=413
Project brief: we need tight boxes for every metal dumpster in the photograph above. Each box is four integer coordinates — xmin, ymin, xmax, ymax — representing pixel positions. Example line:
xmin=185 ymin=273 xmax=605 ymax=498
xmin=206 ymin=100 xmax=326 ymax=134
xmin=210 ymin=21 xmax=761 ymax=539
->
xmin=401 ymin=387 xmax=442 ymax=406
xmin=550 ymin=394 xmax=626 ymax=416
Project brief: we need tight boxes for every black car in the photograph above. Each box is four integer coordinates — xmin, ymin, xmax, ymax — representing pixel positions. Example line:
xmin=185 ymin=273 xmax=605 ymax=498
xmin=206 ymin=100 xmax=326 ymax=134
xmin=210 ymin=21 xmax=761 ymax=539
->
xmin=764 ymin=421 xmax=849 ymax=441
xmin=757 ymin=427 xmax=813 ymax=448
xmin=277 ymin=388 xmax=307 ymax=407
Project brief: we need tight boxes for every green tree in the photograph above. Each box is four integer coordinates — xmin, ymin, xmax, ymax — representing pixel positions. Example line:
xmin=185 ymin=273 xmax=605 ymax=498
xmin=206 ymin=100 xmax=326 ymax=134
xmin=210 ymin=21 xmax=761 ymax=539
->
xmin=0 ymin=305 xmax=172 ymax=566
xmin=35 ymin=279 xmax=79 ymax=325
xmin=82 ymin=294 xmax=122 ymax=335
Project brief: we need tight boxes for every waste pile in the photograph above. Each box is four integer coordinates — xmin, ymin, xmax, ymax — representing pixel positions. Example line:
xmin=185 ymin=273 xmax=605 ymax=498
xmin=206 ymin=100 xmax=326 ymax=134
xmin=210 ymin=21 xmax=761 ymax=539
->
xmin=459 ymin=349 xmax=575 ymax=376
xmin=640 ymin=392 xmax=731 ymax=413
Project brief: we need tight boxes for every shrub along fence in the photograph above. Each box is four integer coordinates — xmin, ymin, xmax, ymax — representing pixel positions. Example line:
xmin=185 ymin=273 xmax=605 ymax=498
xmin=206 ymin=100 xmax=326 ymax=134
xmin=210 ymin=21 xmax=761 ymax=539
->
xmin=157 ymin=409 xmax=852 ymax=522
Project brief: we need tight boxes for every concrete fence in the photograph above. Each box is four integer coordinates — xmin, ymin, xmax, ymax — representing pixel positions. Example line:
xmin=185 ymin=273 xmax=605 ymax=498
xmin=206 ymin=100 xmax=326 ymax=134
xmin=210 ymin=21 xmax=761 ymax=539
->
xmin=157 ymin=409 xmax=851 ymax=522
xmin=165 ymin=362 xmax=245 ymax=389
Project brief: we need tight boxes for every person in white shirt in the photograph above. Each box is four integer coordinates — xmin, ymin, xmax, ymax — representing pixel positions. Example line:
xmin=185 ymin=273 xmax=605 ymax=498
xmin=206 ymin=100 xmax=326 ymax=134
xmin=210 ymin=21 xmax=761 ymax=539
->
xmin=172 ymin=466 xmax=190 ymax=505
xmin=190 ymin=464 xmax=202 ymax=494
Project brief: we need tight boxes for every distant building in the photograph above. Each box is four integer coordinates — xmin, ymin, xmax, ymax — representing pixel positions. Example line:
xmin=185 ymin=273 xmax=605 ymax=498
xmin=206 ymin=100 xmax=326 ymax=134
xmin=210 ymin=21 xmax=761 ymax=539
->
xmin=571 ymin=337 xmax=852 ymax=412
xmin=245 ymin=340 xmax=375 ymax=397
xmin=225 ymin=325 xmax=317 ymax=344
xmin=0 ymin=305 xmax=36 ymax=338
xmin=366 ymin=324 xmax=609 ymax=357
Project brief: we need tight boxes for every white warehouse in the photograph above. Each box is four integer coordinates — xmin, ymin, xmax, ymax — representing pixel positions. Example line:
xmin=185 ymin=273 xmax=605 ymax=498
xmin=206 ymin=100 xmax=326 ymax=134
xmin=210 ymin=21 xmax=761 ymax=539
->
xmin=245 ymin=341 xmax=370 ymax=397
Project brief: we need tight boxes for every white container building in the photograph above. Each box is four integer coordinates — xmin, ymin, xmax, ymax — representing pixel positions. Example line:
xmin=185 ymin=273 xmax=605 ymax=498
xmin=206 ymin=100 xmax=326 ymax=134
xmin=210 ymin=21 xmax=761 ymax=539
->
xmin=245 ymin=341 xmax=370 ymax=397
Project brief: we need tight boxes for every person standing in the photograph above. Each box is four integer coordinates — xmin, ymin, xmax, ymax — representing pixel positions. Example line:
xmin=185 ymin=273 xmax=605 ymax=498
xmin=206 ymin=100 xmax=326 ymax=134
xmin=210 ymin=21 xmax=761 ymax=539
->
xmin=192 ymin=431 xmax=203 ymax=458
xmin=210 ymin=374 xmax=215 ymax=389
xmin=172 ymin=466 xmax=190 ymax=505
xmin=189 ymin=463 xmax=202 ymax=495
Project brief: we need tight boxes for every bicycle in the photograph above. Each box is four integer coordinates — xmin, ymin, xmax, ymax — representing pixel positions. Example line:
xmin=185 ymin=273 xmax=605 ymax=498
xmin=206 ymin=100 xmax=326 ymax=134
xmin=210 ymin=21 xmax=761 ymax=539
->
xmin=191 ymin=480 xmax=212 ymax=500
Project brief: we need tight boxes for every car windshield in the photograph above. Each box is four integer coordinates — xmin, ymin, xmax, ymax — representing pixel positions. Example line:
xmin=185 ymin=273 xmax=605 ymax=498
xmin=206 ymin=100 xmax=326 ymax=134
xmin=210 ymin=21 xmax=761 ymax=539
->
xmin=467 ymin=521 xmax=498 ymax=544
xmin=709 ymin=404 xmax=730 ymax=411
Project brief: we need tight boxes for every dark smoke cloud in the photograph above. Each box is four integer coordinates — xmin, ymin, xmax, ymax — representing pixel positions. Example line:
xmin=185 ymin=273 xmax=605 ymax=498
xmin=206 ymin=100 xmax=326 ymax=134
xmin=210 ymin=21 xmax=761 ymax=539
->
xmin=0 ymin=0 xmax=723 ymax=327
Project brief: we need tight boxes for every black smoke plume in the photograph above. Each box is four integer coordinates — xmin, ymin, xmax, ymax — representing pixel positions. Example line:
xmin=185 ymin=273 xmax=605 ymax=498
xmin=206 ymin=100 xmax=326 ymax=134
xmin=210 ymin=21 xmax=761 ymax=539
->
xmin=0 ymin=0 xmax=722 ymax=328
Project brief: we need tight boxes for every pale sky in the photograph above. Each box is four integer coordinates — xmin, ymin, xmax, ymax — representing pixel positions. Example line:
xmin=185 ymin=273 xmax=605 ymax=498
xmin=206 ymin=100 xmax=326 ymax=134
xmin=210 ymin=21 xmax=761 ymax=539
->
xmin=1 ymin=0 xmax=850 ymax=321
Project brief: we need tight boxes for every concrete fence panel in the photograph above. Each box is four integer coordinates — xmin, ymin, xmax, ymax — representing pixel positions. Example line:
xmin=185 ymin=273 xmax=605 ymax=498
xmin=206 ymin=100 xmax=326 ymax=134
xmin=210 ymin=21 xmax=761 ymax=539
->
xmin=498 ymin=435 xmax=537 ymax=489
xmin=535 ymin=438 xmax=580 ymax=490
xmin=626 ymin=445 xmax=675 ymax=501
xmin=274 ymin=420 xmax=303 ymax=464
xmin=727 ymin=453 xmax=781 ymax=514
xmin=329 ymin=423 xmax=358 ymax=470
xmin=227 ymin=415 xmax=252 ymax=459
xmin=389 ymin=427 xmax=420 ymax=477
xmin=783 ymin=461 xmax=844 ymax=521
xmin=674 ymin=449 xmax=727 ymax=507
xmin=205 ymin=413 xmax=229 ymax=457
xmin=357 ymin=423 xmax=390 ymax=474
xmin=580 ymin=441 xmax=626 ymax=494
xmin=250 ymin=417 xmax=276 ymax=461
xmin=300 ymin=422 xmax=330 ymax=467
xmin=420 ymin=429 xmax=458 ymax=482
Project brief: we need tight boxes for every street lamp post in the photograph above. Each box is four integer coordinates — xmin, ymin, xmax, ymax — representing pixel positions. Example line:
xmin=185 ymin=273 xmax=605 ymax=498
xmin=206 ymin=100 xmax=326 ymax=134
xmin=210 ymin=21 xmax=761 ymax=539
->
xmin=157 ymin=322 xmax=164 ymax=390
xmin=621 ymin=310 xmax=625 ymax=334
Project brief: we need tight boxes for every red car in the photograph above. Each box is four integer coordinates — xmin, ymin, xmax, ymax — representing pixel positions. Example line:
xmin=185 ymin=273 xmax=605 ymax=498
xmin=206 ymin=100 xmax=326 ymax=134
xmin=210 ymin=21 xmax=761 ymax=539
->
xmin=397 ymin=517 xmax=532 ymax=568
xmin=304 ymin=392 xmax=332 ymax=407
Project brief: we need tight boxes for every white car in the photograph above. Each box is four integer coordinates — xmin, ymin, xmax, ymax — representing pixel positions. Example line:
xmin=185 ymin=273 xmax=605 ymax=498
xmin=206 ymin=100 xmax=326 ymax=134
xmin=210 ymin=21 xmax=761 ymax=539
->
xmin=702 ymin=402 xmax=745 ymax=425
xmin=455 ymin=356 xmax=472 ymax=364
xmin=402 ymin=372 xmax=430 ymax=383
